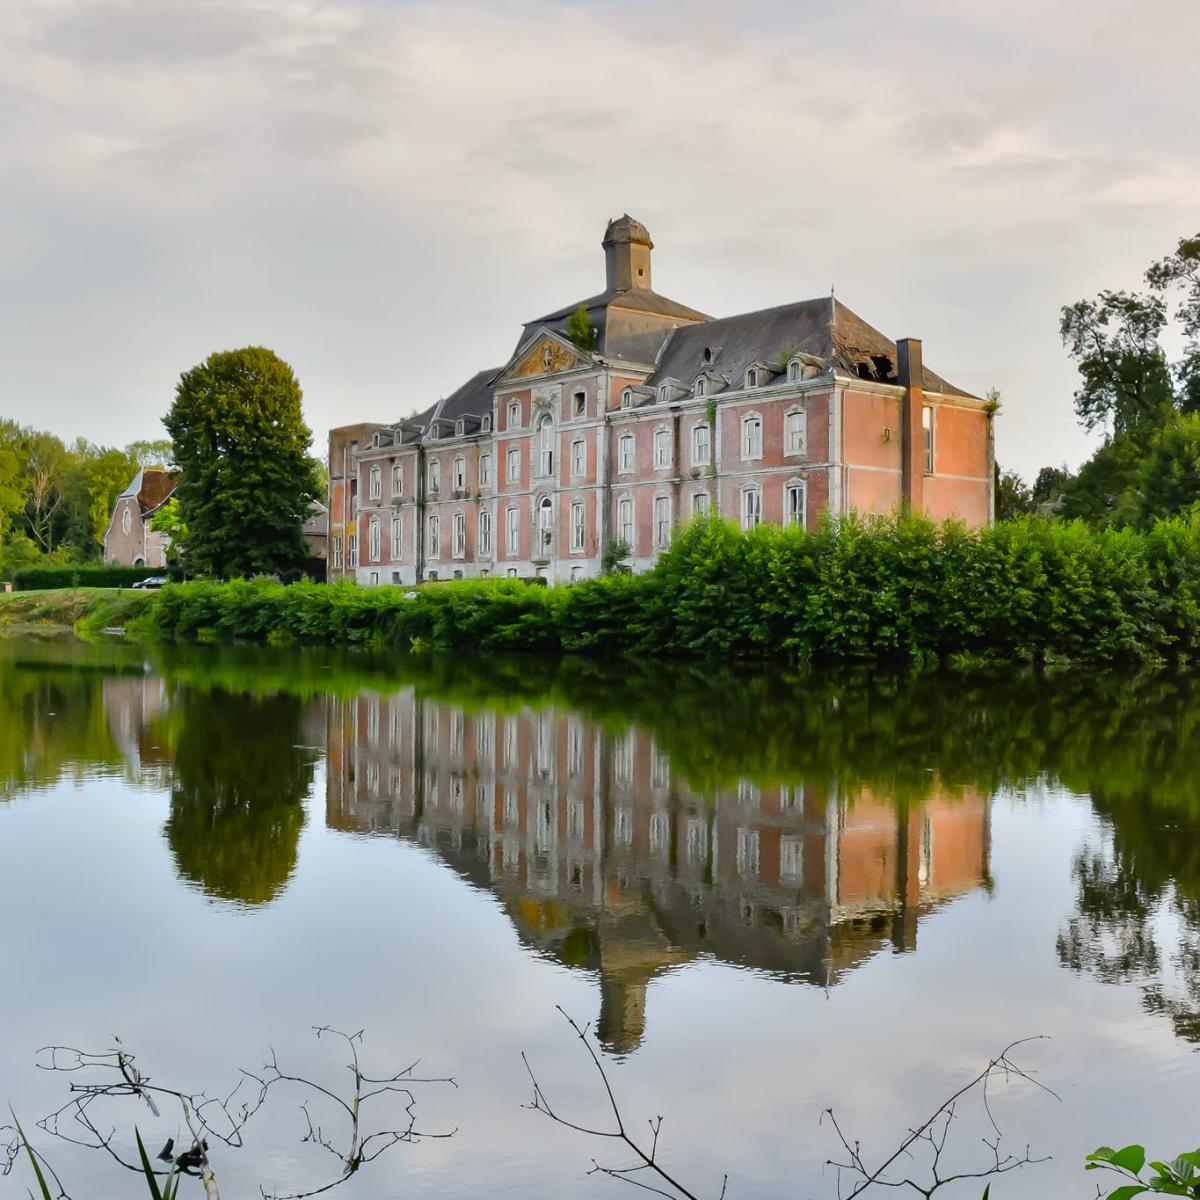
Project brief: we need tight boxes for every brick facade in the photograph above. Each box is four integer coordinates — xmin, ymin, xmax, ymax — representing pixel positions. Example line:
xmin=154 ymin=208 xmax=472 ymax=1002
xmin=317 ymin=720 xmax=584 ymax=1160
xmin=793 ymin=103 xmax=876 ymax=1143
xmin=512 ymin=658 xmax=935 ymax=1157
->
xmin=334 ymin=217 xmax=994 ymax=586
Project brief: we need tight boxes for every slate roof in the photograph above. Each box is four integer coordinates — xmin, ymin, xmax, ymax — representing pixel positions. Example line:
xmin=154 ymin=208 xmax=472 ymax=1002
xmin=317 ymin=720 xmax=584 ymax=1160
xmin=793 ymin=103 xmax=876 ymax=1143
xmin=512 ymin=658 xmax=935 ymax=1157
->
xmin=117 ymin=468 xmax=176 ymax=514
xmin=646 ymin=298 xmax=975 ymax=398
xmin=431 ymin=366 xmax=503 ymax=425
xmin=531 ymin=287 xmax=709 ymax=326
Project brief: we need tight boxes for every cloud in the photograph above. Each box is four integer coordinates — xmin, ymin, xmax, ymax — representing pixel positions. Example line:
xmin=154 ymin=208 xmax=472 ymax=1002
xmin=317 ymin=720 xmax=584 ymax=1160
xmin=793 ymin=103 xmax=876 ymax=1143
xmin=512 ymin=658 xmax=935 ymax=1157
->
xmin=0 ymin=0 xmax=1197 ymax=479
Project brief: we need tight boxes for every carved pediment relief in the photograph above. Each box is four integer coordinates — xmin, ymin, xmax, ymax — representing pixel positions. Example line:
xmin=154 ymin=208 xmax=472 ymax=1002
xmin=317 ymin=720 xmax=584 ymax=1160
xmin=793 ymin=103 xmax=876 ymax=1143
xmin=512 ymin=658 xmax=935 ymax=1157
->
xmin=503 ymin=335 xmax=582 ymax=382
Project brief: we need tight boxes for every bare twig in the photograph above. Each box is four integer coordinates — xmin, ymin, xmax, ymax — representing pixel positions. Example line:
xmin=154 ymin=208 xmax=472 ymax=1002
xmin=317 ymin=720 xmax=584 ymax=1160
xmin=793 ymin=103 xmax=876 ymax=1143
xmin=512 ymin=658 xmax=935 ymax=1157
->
xmin=21 ymin=1027 xmax=455 ymax=1200
xmin=523 ymin=1007 xmax=727 ymax=1200
xmin=822 ymin=1036 xmax=1059 ymax=1198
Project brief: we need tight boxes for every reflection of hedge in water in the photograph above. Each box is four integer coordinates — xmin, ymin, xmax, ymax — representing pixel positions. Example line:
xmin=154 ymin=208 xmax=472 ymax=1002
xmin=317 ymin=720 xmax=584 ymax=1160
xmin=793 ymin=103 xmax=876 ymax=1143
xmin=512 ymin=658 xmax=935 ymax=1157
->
xmin=165 ymin=688 xmax=313 ymax=906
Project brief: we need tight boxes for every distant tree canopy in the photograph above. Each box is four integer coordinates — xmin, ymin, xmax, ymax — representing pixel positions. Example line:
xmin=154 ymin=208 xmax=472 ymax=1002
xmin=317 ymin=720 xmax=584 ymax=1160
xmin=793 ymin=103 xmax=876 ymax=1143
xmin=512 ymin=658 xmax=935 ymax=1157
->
xmin=164 ymin=347 xmax=320 ymax=578
xmin=1007 ymin=229 xmax=1200 ymax=527
xmin=0 ymin=420 xmax=171 ymax=577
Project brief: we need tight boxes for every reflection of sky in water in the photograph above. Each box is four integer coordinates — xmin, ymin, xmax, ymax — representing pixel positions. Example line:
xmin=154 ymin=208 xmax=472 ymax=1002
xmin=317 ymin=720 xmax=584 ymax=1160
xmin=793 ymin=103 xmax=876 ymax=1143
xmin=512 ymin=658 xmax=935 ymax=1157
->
xmin=1 ymin=647 xmax=1199 ymax=1199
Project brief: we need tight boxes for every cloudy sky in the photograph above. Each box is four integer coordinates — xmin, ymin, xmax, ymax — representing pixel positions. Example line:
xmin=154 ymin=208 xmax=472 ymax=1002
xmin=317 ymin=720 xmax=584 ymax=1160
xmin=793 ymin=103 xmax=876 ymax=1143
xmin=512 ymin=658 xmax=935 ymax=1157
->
xmin=1 ymin=0 xmax=1197 ymax=479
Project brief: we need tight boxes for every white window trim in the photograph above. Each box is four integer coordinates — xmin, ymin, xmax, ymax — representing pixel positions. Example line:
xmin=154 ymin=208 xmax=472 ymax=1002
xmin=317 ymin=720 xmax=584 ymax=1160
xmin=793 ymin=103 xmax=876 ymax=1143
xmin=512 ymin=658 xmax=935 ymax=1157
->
xmin=653 ymin=426 xmax=672 ymax=469
xmin=784 ymin=477 xmax=807 ymax=529
xmin=453 ymin=456 xmax=466 ymax=490
xmin=428 ymin=460 xmax=440 ymax=492
xmin=505 ymin=505 xmax=520 ymax=556
xmin=369 ymin=466 xmax=382 ymax=500
xmin=391 ymin=515 xmax=403 ymax=559
xmin=745 ymin=366 xmax=760 ymax=389
xmin=691 ymin=490 xmax=710 ymax=517
xmin=616 ymin=494 xmax=634 ymax=549
xmin=479 ymin=452 xmax=492 ymax=487
xmin=740 ymin=484 xmax=762 ymax=530
xmin=427 ymin=514 xmax=440 ymax=558
xmin=923 ymin=404 xmax=935 ymax=475
xmin=621 ymin=388 xmax=633 ymax=409
xmin=392 ymin=464 xmax=403 ymax=497
xmin=481 ymin=413 xmax=492 ymax=432
xmin=536 ymin=414 xmax=554 ymax=478
xmin=653 ymin=493 xmax=672 ymax=549
xmin=617 ymin=433 xmax=635 ymax=475
xmin=657 ymin=383 xmax=671 ymax=403
xmin=452 ymin=510 xmax=466 ymax=559
xmin=570 ymin=498 xmax=585 ymax=553
xmin=537 ymin=496 xmax=554 ymax=556
xmin=783 ymin=405 xmax=808 ymax=457
xmin=690 ymin=421 xmax=711 ymax=467
xmin=478 ymin=508 xmax=493 ymax=558
xmin=694 ymin=377 xmax=706 ymax=398
xmin=741 ymin=412 xmax=764 ymax=462
xmin=570 ymin=438 xmax=586 ymax=478
xmin=506 ymin=445 xmax=520 ymax=483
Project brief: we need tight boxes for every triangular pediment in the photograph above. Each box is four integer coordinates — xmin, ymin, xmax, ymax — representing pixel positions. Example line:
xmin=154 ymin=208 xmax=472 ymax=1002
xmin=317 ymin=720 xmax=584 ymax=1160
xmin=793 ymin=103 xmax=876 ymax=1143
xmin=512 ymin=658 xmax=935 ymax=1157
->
xmin=497 ymin=328 xmax=590 ymax=384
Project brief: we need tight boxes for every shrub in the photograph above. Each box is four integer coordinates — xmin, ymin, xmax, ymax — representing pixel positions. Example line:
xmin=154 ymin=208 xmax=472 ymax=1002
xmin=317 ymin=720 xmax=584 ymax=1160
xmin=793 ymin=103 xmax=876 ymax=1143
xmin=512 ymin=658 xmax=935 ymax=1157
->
xmin=130 ymin=512 xmax=1200 ymax=667
xmin=12 ymin=564 xmax=162 ymax=591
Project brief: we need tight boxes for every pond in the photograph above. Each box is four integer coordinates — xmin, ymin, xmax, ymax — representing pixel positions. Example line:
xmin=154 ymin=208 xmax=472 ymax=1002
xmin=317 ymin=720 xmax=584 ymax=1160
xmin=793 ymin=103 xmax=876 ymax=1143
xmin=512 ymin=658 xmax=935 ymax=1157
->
xmin=1 ymin=637 xmax=1198 ymax=1199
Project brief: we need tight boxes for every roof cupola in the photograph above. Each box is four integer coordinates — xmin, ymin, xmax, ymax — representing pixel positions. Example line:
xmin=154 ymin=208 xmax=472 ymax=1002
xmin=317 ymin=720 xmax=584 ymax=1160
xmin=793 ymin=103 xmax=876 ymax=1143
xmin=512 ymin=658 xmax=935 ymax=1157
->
xmin=602 ymin=214 xmax=653 ymax=292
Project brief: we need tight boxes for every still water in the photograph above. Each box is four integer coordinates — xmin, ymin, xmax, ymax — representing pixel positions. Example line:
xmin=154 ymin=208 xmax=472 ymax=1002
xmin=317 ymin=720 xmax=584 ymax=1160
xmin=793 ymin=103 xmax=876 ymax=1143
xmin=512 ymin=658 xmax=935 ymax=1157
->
xmin=1 ymin=638 xmax=1198 ymax=1199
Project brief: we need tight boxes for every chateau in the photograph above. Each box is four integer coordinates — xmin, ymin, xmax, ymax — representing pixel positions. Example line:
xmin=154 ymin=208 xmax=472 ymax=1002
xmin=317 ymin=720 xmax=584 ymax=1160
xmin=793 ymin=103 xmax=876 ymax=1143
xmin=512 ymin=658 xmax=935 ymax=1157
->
xmin=330 ymin=216 xmax=993 ymax=585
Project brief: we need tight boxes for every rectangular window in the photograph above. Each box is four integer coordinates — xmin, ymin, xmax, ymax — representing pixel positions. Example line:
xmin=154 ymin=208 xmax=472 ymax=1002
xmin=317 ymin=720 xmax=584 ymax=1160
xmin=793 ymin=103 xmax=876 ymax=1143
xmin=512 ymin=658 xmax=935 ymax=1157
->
xmin=571 ymin=439 xmax=585 ymax=477
xmin=428 ymin=460 xmax=440 ymax=493
xmin=506 ymin=446 xmax=520 ymax=482
xmin=570 ymin=500 xmax=585 ymax=551
xmin=348 ymin=532 xmax=358 ymax=568
xmin=780 ymin=836 xmax=804 ymax=883
xmin=785 ymin=482 xmax=806 ymax=529
xmin=741 ymin=488 xmax=761 ymax=530
xmin=453 ymin=457 xmax=466 ymax=490
xmin=369 ymin=519 xmax=381 ymax=562
xmin=653 ymin=429 xmax=671 ymax=468
xmin=617 ymin=498 xmax=634 ymax=548
xmin=333 ymin=534 xmax=343 ymax=568
xmin=538 ymin=419 xmax=554 ymax=477
xmin=392 ymin=463 xmax=403 ymax=496
xmin=923 ymin=405 xmax=934 ymax=474
xmin=573 ymin=390 xmax=586 ymax=417
xmin=506 ymin=506 xmax=519 ymax=555
xmin=478 ymin=509 xmax=492 ymax=556
xmin=785 ymin=409 xmax=807 ymax=454
xmin=507 ymin=400 xmax=521 ymax=429
xmin=428 ymin=515 xmax=439 ymax=557
xmin=453 ymin=511 xmax=466 ymax=557
xmin=618 ymin=434 xmax=634 ymax=473
xmin=742 ymin=415 xmax=763 ymax=459
xmin=736 ymin=828 xmax=760 ymax=877
xmin=692 ymin=423 xmax=710 ymax=466
xmin=369 ymin=467 xmax=381 ymax=499
xmin=654 ymin=495 xmax=671 ymax=548
xmin=391 ymin=515 xmax=402 ymax=559
xmin=691 ymin=491 xmax=709 ymax=518
xmin=479 ymin=453 xmax=492 ymax=487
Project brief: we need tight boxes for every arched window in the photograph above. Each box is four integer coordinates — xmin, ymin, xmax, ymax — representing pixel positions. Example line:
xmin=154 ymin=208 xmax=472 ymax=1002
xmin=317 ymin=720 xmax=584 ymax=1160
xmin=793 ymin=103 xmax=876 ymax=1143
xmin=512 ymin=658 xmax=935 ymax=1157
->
xmin=478 ymin=509 xmax=493 ymax=556
xmin=538 ymin=496 xmax=554 ymax=554
xmin=658 ymin=383 xmax=671 ymax=403
xmin=741 ymin=487 xmax=762 ymax=530
xmin=369 ymin=466 xmax=381 ymax=499
xmin=653 ymin=428 xmax=671 ymax=468
xmin=507 ymin=400 xmax=521 ymax=429
xmin=741 ymin=414 xmax=763 ymax=460
xmin=538 ymin=414 xmax=554 ymax=476
xmin=621 ymin=388 xmax=633 ymax=409
xmin=618 ymin=433 xmax=635 ymax=473
xmin=788 ymin=359 xmax=801 ymax=382
xmin=368 ymin=517 xmax=381 ymax=562
xmin=745 ymin=367 xmax=759 ymax=388
xmin=694 ymin=377 xmax=706 ymax=398
xmin=481 ymin=413 xmax=492 ymax=432
xmin=453 ymin=456 xmax=466 ymax=489
xmin=784 ymin=407 xmax=807 ymax=455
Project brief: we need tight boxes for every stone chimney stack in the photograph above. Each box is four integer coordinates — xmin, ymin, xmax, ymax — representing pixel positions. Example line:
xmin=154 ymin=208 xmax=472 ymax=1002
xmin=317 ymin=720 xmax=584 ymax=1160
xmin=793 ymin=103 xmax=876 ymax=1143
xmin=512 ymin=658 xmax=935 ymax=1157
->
xmin=897 ymin=337 xmax=925 ymax=513
xmin=602 ymin=214 xmax=653 ymax=292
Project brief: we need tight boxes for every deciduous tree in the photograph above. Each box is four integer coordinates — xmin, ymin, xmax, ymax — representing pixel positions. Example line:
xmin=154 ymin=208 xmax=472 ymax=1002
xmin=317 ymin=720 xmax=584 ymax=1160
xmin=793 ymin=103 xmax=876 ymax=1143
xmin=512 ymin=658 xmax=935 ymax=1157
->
xmin=164 ymin=347 xmax=320 ymax=578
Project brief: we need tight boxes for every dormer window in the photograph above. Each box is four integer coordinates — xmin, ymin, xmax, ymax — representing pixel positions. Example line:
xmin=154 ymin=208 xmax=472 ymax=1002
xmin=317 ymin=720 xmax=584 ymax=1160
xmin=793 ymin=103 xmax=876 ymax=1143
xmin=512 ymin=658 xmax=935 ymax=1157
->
xmin=745 ymin=368 xmax=759 ymax=389
xmin=455 ymin=419 xmax=465 ymax=436
xmin=703 ymin=347 xmax=714 ymax=364
xmin=657 ymin=384 xmax=671 ymax=403
xmin=694 ymin=377 xmax=706 ymax=398
xmin=788 ymin=359 xmax=801 ymax=383
xmin=621 ymin=388 xmax=633 ymax=409
xmin=481 ymin=413 xmax=492 ymax=433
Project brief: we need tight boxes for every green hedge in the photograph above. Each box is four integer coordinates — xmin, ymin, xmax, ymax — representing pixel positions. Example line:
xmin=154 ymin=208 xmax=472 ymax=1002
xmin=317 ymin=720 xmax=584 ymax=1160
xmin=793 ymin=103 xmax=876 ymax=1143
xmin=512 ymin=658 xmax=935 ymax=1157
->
xmin=137 ymin=511 xmax=1200 ymax=666
xmin=12 ymin=564 xmax=164 ymax=591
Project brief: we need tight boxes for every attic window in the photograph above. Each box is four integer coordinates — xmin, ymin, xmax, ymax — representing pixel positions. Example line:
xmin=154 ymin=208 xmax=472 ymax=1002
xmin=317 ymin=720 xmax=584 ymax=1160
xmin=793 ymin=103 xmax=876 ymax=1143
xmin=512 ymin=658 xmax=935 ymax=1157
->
xmin=455 ymin=419 xmax=465 ymax=436
xmin=621 ymin=388 xmax=633 ymax=409
xmin=788 ymin=360 xmax=801 ymax=382
xmin=657 ymin=384 xmax=671 ymax=403
xmin=745 ymin=368 xmax=759 ymax=388
xmin=703 ymin=347 xmax=713 ymax=364
xmin=694 ymin=377 xmax=706 ymax=398
xmin=481 ymin=414 xmax=492 ymax=432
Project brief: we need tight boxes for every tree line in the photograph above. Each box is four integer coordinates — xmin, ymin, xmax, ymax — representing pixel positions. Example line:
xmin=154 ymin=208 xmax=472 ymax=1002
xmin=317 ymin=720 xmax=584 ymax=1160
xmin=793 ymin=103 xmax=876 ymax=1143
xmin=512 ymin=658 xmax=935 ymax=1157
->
xmin=0 ymin=424 xmax=173 ymax=578
xmin=996 ymin=231 xmax=1200 ymax=525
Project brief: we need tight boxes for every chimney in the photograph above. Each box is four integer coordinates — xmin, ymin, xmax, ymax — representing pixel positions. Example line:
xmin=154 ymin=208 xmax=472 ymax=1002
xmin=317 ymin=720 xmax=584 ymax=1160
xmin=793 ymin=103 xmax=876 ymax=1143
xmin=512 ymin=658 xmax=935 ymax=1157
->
xmin=897 ymin=337 xmax=925 ymax=513
xmin=602 ymin=214 xmax=653 ymax=292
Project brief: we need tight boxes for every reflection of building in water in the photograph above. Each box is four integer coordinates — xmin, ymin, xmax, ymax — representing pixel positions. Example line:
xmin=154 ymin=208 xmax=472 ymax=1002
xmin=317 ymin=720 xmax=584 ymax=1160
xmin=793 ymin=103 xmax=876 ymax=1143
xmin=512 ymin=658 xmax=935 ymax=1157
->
xmin=103 ymin=674 xmax=172 ymax=786
xmin=327 ymin=692 xmax=989 ymax=1053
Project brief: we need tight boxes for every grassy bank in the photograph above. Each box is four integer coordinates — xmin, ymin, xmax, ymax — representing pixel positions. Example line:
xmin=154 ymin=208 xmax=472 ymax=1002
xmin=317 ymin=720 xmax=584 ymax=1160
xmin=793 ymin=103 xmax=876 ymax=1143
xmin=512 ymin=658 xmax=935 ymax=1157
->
xmin=0 ymin=588 xmax=155 ymax=638
xmin=138 ymin=511 xmax=1200 ymax=667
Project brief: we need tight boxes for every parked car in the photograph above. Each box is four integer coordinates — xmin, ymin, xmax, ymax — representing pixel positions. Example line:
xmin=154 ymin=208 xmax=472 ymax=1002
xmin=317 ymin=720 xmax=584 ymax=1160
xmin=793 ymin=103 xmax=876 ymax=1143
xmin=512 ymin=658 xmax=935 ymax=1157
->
xmin=130 ymin=576 xmax=168 ymax=589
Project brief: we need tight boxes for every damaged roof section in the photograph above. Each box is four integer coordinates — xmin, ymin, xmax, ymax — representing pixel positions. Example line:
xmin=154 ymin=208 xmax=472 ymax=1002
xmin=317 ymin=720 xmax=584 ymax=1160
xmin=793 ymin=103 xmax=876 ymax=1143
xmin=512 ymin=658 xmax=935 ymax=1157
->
xmin=646 ymin=298 xmax=976 ymax=398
